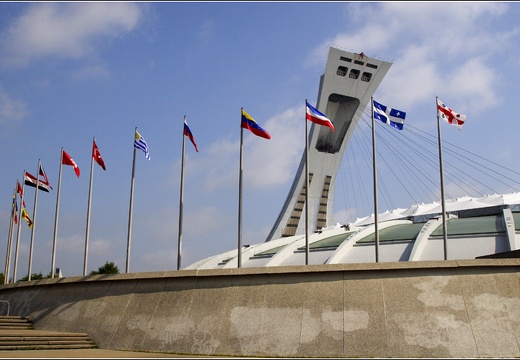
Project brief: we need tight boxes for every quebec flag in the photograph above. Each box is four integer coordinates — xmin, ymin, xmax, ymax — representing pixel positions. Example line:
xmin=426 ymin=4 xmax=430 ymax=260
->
xmin=373 ymin=99 xmax=406 ymax=130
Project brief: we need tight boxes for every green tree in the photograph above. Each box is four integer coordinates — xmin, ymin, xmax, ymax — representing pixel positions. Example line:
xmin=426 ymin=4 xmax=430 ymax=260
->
xmin=18 ymin=272 xmax=50 ymax=282
xmin=89 ymin=261 xmax=119 ymax=275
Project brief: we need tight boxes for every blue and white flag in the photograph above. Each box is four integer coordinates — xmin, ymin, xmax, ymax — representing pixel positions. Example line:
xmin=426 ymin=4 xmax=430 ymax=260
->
xmin=373 ymin=99 xmax=406 ymax=130
xmin=134 ymin=129 xmax=150 ymax=160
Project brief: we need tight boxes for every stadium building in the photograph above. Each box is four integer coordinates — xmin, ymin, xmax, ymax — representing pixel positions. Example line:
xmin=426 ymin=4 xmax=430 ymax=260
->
xmin=186 ymin=47 xmax=520 ymax=270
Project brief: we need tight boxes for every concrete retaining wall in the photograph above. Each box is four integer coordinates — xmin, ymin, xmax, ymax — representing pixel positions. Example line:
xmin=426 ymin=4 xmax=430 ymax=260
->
xmin=0 ymin=259 xmax=519 ymax=358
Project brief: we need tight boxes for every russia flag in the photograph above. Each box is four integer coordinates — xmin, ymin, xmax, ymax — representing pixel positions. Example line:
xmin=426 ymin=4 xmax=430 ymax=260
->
xmin=306 ymin=101 xmax=334 ymax=132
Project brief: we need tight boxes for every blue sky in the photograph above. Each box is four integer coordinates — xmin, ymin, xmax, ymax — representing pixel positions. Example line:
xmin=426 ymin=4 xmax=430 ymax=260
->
xmin=1 ymin=2 xmax=520 ymax=279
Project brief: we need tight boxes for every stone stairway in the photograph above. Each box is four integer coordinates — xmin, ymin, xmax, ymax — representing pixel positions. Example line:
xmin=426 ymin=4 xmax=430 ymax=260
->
xmin=0 ymin=316 xmax=97 ymax=350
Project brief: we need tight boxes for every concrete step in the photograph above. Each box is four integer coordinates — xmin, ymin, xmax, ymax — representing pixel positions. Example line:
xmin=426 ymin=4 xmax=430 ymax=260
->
xmin=0 ymin=316 xmax=27 ymax=321
xmin=0 ymin=325 xmax=34 ymax=330
xmin=0 ymin=316 xmax=96 ymax=350
xmin=0 ymin=317 xmax=32 ymax=325
xmin=0 ymin=340 xmax=95 ymax=345
xmin=0 ymin=336 xmax=92 ymax=341
xmin=0 ymin=340 xmax=96 ymax=349
xmin=0 ymin=343 xmax=96 ymax=350
xmin=0 ymin=316 xmax=34 ymax=331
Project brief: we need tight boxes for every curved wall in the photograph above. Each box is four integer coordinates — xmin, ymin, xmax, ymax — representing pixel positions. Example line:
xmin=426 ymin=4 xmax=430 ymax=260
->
xmin=0 ymin=259 xmax=519 ymax=358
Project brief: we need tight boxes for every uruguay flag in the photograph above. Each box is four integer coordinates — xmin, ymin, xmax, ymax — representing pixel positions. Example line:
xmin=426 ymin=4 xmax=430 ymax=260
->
xmin=373 ymin=99 xmax=406 ymax=130
xmin=134 ymin=129 xmax=151 ymax=160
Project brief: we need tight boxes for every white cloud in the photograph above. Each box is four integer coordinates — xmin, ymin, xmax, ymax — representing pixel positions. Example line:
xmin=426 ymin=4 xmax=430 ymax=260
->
xmin=0 ymin=3 xmax=142 ymax=67
xmin=376 ymin=48 xmax=440 ymax=109
xmin=0 ymin=86 xmax=28 ymax=126
xmin=52 ymin=233 xmax=123 ymax=275
xmin=447 ymin=58 xmax=498 ymax=111
xmin=244 ymin=105 xmax=304 ymax=188
xmin=187 ymin=104 xmax=305 ymax=194
xmin=57 ymin=233 xmax=84 ymax=252
xmin=199 ymin=136 xmax=239 ymax=192
xmin=87 ymin=237 xmax=113 ymax=256
xmin=185 ymin=206 xmax=227 ymax=236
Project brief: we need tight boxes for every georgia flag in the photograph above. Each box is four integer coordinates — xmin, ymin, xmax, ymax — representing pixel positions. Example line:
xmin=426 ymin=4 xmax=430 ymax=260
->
xmin=437 ymin=98 xmax=466 ymax=129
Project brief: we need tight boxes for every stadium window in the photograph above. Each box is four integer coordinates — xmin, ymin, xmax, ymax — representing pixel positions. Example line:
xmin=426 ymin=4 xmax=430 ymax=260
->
xmin=349 ymin=69 xmax=360 ymax=79
xmin=361 ymin=72 xmax=372 ymax=82
xmin=337 ymin=66 xmax=347 ymax=76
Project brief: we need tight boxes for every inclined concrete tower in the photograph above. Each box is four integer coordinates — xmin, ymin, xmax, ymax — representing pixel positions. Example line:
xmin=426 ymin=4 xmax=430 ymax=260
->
xmin=266 ymin=47 xmax=393 ymax=241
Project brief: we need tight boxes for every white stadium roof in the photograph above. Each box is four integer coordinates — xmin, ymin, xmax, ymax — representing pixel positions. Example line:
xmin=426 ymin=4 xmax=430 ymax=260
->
xmin=186 ymin=192 xmax=520 ymax=270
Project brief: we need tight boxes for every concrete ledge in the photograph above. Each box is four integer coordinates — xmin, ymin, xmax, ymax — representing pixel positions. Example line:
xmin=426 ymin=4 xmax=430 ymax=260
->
xmin=0 ymin=259 xmax=519 ymax=357
xmin=6 ymin=258 xmax=518 ymax=289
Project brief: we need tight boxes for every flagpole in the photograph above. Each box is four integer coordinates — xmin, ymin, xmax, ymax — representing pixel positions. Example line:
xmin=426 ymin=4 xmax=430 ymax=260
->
xmin=436 ymin=96 xmax=448 ymax=260
xmin=305 ymin=100 xmax=309 ymax=266
xmin=238 ymin=108 xmax=244 ymax=268
xmin=84 ymin=137 xmax=95 ymax=276
xmin=5 ymin=185 xmax=17 ymax=284
xmin=178 ymin=117 xmax=186 ymax=271
xmin=13 ymin=171 xmax=25 ymax=282
xmin=5 ymin=190 xmax=15 ymax=284
xmin=371 ymin=98 xmax=380 ymax=262
xmin=127 ymin=128 xmax=138 ymax=273
xmin=5 ymin=205 xmax=13 ymax=284
xmin=4 ymin=206 xmax=11 ymax=282
xmin=28 ymin=159 xmax=41 ymax=281
xmin=51 ymin=149 xmax=64 ymax=278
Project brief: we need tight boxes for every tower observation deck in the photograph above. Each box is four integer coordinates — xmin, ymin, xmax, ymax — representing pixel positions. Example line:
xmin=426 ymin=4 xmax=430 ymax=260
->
xmin=266 ymin=47 xmax=393 ymax=241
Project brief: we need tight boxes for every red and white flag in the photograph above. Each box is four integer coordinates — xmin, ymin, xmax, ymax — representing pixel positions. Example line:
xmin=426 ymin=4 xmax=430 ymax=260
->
xmin=62 ymin=149 xmax=80 ymax=177
xmin=17 ymin=180 xmax=26 ymax=207
xmin=17 ymin=180 xmax=23 ymax=197
xmin=92 ymin=140 xmax=106 ymax=170
xmin=437 ymin=98 xmax=466 ymax=129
